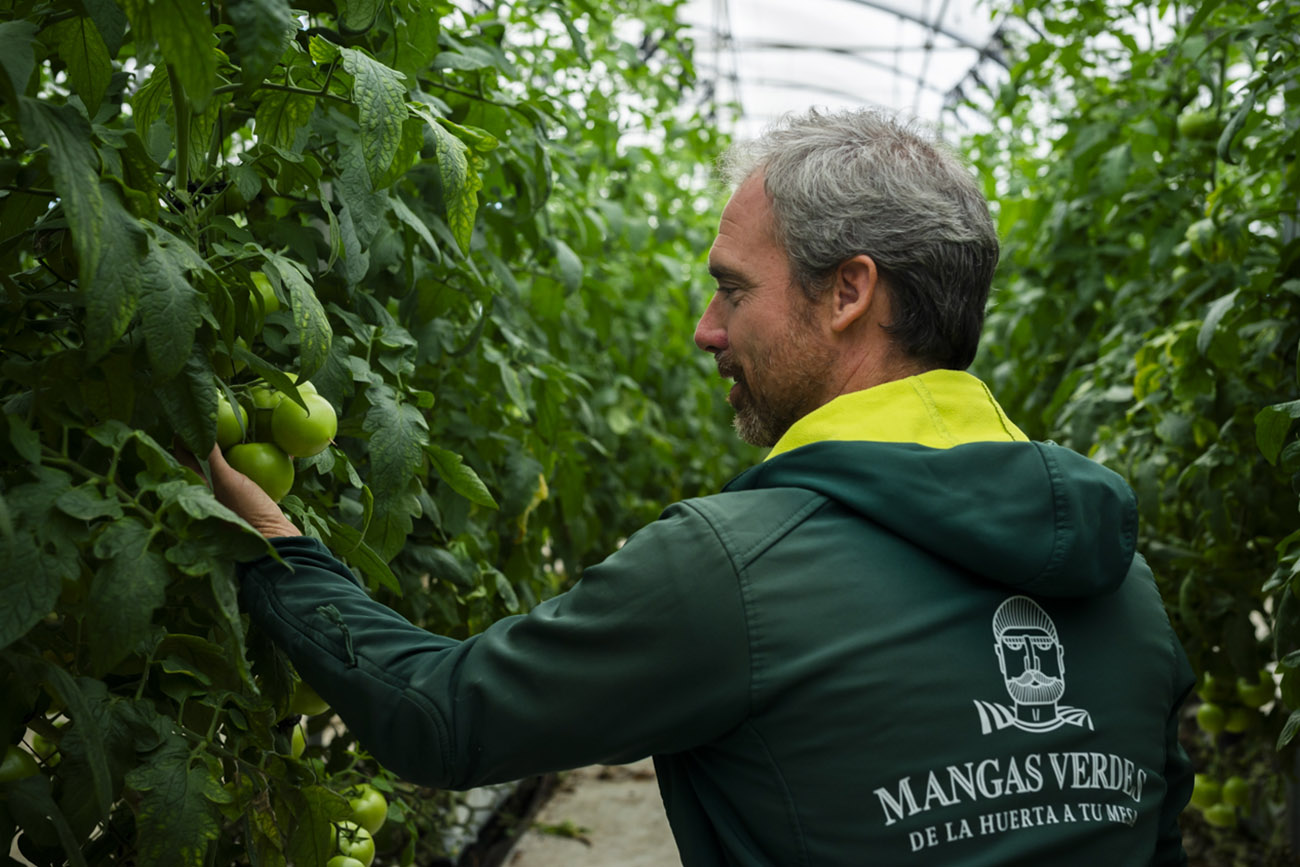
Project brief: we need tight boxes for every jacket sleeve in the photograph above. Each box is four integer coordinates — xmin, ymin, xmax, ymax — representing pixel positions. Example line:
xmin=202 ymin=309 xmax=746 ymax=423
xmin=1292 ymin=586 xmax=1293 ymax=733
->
xmin=1152 ymin=626 xmax=1196 ymax=867
xmin=237 ymin=502 xmax=750 ymax=789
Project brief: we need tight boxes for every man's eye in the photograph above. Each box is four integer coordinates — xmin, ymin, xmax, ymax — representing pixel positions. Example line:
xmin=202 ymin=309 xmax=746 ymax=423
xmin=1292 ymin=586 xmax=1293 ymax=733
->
xmin=1032 ymin=639 xmax=1053 ymax=650
xmin=1004 ymin=638 xmax=1024 ymax=650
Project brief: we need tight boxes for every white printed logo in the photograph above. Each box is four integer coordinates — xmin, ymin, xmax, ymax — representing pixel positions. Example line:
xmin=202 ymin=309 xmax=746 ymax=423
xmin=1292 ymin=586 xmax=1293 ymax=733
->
xmin=973 ymin=596 xmax=1093 ymax=735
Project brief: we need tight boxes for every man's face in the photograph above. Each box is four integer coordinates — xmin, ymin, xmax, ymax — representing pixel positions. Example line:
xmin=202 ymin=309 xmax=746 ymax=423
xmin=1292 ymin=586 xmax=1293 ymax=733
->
xmin=694 ymin=175 xmax=835 ymax=447
xmin=995 ymin=627 xmax=1065 ymax=706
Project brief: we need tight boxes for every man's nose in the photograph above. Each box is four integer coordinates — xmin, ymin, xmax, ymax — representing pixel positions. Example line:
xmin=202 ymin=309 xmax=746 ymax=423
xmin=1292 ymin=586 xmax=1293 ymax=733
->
xmin=694 ymin=293 xmax=728 ymax=353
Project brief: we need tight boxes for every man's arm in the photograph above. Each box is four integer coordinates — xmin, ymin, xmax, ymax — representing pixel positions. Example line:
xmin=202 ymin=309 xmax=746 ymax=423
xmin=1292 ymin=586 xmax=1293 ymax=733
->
xmin=209 ymin=449 xmax=751 ymax=788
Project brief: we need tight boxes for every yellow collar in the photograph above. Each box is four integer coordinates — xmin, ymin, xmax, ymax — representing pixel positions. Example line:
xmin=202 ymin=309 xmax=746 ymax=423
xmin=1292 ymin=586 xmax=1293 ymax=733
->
xmin=766 ymin=369 xmax=1028 ymax=460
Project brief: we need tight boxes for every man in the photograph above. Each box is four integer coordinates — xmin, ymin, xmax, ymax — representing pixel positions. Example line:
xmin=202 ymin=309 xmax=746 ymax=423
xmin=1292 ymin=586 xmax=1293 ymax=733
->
xmin=218 ymin=109 xmax=1194 ymax=866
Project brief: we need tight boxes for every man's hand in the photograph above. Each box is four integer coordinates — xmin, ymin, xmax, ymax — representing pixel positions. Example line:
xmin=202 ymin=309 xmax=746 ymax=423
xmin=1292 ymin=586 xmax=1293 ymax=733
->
xmin=181 ymin=444 xmax=302 ymax=539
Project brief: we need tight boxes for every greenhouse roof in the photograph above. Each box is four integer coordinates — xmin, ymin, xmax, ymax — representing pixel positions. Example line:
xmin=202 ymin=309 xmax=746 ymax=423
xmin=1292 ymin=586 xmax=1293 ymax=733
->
xmin=678 ymin=0 xmax=1007 ymax=137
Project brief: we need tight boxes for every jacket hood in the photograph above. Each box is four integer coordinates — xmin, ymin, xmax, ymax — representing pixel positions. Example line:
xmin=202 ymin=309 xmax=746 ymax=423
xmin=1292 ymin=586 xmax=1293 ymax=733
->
xmin=724 ymin=438 xmax=1138 ymax=599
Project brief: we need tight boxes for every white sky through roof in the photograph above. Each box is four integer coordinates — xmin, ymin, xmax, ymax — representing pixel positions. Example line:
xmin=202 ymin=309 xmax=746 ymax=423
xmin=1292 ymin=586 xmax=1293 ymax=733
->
xmin=678 ymin=0 xmax=1005 ymax=138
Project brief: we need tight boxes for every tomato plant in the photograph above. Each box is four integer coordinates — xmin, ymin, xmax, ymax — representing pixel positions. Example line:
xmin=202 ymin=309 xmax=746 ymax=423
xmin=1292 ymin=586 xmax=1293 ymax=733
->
xmin=0 ymin=0 xmax=748 ymax=862
xmin=969 ymin=2 xmax=1300 ymax=862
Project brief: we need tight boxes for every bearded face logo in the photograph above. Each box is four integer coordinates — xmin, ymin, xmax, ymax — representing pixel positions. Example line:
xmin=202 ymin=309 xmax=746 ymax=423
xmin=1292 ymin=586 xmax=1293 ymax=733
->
xmin=974 ymin=596 xmax=1093 ymax=735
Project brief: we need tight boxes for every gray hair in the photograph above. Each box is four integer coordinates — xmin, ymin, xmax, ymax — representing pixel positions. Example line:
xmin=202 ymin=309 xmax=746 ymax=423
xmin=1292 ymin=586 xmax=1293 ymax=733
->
xmin=719 ymin=109 xmax=999 ymax=370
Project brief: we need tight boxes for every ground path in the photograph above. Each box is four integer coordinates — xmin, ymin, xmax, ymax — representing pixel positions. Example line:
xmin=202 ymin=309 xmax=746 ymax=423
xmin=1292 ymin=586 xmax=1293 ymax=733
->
xmin=505 ymin=759 xmax=680 ymax=866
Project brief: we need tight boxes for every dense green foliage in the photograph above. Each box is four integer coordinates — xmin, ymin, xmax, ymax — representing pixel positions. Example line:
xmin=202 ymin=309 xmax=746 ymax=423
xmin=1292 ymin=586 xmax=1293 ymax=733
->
xmin=968 ymin=1 xmax=1300 ymax=861
xmin=0 ymin=0 xmax=749 ymax=862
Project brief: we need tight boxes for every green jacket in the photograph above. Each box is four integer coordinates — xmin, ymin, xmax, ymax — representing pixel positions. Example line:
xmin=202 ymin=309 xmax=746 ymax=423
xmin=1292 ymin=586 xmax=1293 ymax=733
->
xmin=239 ymin=371 xmax=1194 ymax=866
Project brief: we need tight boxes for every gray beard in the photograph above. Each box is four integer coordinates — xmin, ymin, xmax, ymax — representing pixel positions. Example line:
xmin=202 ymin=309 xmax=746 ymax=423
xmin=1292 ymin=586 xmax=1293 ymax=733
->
xmin=732 ymin=400 xmax=786 ymax=447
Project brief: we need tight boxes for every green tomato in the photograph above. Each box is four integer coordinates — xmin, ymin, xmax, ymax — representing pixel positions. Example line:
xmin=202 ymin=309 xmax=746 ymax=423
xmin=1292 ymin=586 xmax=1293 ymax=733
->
xmin=326 ymin=858 xmax=366 ymax=867
xmin=1196 ymin=671 xmax=1231 ymax=703
xmin=1195 ymin=702 xmax=1226 ymax=735
xmin=225 ymin=442 xmax=294 ymax=503
xmin=1190 ymin=773 xmax=1220 ymax=811
xmin=271 ymin=391 xmax=338 ymax=457
xmin=1221 ymin=775 xmax=1250 ymax=809
xmin=1224 ymin=706 xmax=1256 ymax=734
xmin=289 ymin=680 xmax=330 ymax=717
xmin=1177 ymin=109 xmax=1217 ymax=140
xmin=248 ymin=384 xmax=283 ymax=413
xmin=1236 ymin=669 xmax=1274 ymax=709
xmin=347 ymin=783 xmax=388 ymax=834
xmin=1185 ymin=218 xmax=1219 ymax=262
xmin=217 ymin=393 xmax=248 ymax=449
xmin=251 ymin=271 xmax=281 ymax=316
xmin=334 ymin=821 xmax=376 ymax=867
xmin=1203 ymin=802 xmax=1237 ymax=829
xmin=0 ymin=745 xmax=40 ymax=783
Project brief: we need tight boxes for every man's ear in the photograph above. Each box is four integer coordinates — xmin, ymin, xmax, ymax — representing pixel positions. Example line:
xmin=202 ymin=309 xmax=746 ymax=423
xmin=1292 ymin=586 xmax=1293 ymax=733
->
xmin=830 ymin=254 xmax=883 ymax=333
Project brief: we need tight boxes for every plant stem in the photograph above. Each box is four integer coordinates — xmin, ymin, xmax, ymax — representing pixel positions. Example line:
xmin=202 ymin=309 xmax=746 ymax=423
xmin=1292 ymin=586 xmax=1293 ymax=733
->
xmin=167 ymin=65 xmax=192 ymax=206
xmin=213 ymin=80 xmax=351 ymax=105
xmin=1 ymin=185 xmax=58 ymax=197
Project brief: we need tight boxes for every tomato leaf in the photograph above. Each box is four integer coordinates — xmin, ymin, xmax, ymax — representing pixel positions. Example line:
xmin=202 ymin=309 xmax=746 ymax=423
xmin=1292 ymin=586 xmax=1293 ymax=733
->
xmin=372 ymin=114 xmax=426 ymax=191
xmin=43 ymin=17 xmax=112 ymax=113
xmin=17 ymin=98 xmax=104 ymax=288
xmin=55 ymin=483 xmax=125 ymax=521
xmin=0 ymin=772 xmax=89 ymax=867
xmin=263 ymin=254 xmax=333 ymax=380
xmin=339 ymin=47 xmax=407 ymax=187
xmin=1197 ymin=289 xmax=1239 ymax=356
xmin=48 ymin=675 xmax=135 ymax=834
xmin=125 ymin=732 xmax=227 ymax=866
xmin=87 ymin=517 xmax=169 ymax=675
xmin=140 ymin=229 xmax=206 ymax=379
xmin=553 ymin=239 xmax=583 ymax=292
xmin=253 ymin=89 xmax=315 ymax=151
xmin=421 ymin=113 xmax=480 ymax=254
xmin=7 ymin=412 xmax=42 ymax=464
xmin=390 ymin=193 xmax=439 ymax=259
xmin=227 ymin=0 xmax=295 ymax=88
xmin=339 ymin=0 xmax=384 ymax=32
xmin=326 ymin=518 xmax=401 ymax=594
xmin=284 ymin=785 xmax=352 ymax=867
xmin=155 ymin=348 xmax=218 ymax=460
xmin=154 ymin=480 xmax=267 ymax=545
xmin=0 ymin=528 xmax=66 ymax=651
xmin=121 ymin=0 xmax=215 ymax=110
xmin=0 ymin=20 xmax=38 ymax=105
xmin=1279 ymin=709 xmax=1300 ymax=750
xmin=363 ymin=387 xmax=427 ymax=559
xmin=1255 ymin=399 xmax=1300 ymax=465
xmin=426 ymin=443 xmax=497 ymax=510
xmin=81 ymin=0 xmax=127 ymax=56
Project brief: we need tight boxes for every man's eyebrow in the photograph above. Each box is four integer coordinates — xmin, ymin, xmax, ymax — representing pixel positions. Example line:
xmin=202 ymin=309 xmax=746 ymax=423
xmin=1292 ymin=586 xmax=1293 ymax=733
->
xmin=708 ymin=263 xmax=749 ymax=285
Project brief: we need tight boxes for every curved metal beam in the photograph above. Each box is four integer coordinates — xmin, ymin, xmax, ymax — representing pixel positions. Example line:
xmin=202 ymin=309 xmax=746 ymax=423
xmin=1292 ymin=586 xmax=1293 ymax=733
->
xmin=733 ymin=39 xmax=974 ymax=54
xmin=832 ymin=0 xmax=1009 ymax=68
xmin=701 ymin=47 xmax=950 ymax=97
xmin=743 ymin=77 xmax=938 ymax=104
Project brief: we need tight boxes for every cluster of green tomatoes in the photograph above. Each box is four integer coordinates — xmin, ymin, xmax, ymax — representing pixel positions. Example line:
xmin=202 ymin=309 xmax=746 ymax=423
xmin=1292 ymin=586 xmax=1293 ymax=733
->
xmin=1188 ymin=667 xmax=1275 ymax=830
xmin=286 ymin=681 xmax=390 ymax=867
xmin=217 ymin=375 xmax=338 ymax=503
